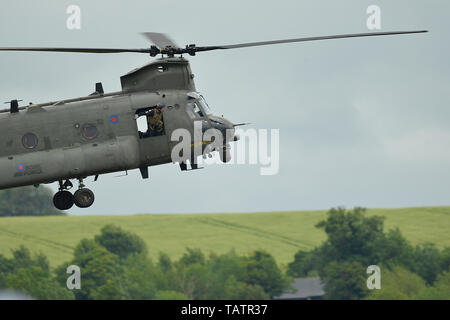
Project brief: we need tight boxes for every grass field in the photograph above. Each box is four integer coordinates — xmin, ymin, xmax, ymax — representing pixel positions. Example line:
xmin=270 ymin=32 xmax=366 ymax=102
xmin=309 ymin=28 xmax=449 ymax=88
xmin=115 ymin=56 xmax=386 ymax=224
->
xmin=0 ymin=207 xmax=449 ymax=268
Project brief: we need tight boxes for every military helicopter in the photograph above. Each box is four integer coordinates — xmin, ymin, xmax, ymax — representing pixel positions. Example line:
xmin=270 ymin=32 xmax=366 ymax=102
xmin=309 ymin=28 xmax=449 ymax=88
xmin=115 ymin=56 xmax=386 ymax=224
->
xmin=0 ymin=30 xmax=427 ymax=210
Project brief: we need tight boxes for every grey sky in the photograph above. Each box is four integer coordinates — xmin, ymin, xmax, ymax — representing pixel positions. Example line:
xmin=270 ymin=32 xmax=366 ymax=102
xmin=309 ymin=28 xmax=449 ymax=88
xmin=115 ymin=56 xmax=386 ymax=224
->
xmin=0 ymin=1 xmax=448 ymax=215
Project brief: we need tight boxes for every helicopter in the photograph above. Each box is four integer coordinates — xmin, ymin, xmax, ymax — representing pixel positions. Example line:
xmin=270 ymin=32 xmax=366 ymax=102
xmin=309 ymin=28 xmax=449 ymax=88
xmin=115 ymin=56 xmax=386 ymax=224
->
xmin=0 ymin=30 xmax=427 ymax=210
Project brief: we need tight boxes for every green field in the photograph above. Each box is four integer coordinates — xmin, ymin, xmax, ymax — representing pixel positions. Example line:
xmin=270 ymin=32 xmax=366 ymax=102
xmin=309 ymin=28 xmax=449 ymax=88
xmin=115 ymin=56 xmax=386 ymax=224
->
xmin=0 ymin=207 xmax=449 ymax=268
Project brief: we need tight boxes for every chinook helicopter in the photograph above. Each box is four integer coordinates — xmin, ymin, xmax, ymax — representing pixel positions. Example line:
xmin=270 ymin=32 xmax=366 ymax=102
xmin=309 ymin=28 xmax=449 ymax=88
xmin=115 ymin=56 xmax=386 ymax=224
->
xmin=0 ymin=30 xmax=427 ymax=210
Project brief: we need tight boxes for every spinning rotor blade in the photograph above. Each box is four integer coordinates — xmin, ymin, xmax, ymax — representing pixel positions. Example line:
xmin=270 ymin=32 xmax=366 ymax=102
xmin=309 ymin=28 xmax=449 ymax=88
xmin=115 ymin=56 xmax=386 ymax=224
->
xmin=141 ymin=32 xmax=179 ymax=49
xmin=0 ymin=30 xmax=427 ymax=57
xmin=147 ymin=30 xmax=428 ymax=56
xmin=0 ymin=47 xmax=149 ymax=54
xmin=211 ymin=30 xmax=428 ymax=50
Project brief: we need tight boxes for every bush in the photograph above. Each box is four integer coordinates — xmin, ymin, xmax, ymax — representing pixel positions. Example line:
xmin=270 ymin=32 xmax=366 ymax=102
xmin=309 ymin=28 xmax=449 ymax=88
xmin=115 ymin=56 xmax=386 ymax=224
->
xmin=1 ymin=246 xmax=72 ymax=299
xmin=240 ymin=250 xmax=290 ymax=299
xmin=321 ymin=261 xmax=367 ymax=300
xmin=417 ymin=272 xmax=450 ymax=300
xmin=365 ymin=266 xmax=427 ymax=300
xmin=94 ymin=224 xmax=147 ymax=260
xmin=55 ymin=239 xmax=126 ymax=300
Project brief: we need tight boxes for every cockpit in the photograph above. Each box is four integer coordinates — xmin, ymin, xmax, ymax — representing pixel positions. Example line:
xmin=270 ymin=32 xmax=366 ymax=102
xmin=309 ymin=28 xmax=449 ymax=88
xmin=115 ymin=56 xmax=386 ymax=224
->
xmin=185 ymin=91 xmax=239 ymax=164
xmin=187 ymin=92 xmax=213 ymax=118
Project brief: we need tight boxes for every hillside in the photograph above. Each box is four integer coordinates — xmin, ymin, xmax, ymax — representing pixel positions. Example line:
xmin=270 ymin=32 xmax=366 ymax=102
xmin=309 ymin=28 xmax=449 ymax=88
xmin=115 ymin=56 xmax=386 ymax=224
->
xmin=0 ymin=207 xmax=448 ymax=268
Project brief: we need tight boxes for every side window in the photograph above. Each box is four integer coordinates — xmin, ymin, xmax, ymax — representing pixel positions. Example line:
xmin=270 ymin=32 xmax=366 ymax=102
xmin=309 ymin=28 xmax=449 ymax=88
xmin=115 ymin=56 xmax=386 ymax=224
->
xmin=22 ymin=132 xmax=38 ymax=149
xmin=82 ymin=124 xmax=99 ymax=140
xmin=135 ymin=106 xmax=165 ymax=139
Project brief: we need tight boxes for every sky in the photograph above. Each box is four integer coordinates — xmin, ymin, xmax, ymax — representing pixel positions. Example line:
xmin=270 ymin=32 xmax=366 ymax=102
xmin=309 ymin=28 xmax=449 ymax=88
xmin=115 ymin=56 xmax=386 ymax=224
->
xmin=0 ymin=1 xmax=448 ymax=215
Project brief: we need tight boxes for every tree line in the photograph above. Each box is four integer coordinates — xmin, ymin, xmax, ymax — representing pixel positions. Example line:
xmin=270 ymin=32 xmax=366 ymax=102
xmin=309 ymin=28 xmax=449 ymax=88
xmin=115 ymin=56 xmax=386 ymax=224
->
xmin=286 ymin=207 xmax=450 ymax=299
xmin=0 ymin=186 xmax=64 ymax=216
xmin=0 ymin=207 xmax=448 ymax=299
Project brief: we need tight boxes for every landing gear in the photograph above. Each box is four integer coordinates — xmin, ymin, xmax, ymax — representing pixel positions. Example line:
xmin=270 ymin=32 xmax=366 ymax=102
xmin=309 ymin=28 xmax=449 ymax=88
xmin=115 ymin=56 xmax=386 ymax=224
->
xmin=73 ymin=188 xmax=95 ymax=208
xmin=53 ymin=190 xmax=74 ymax=210
xmin=53 ymin=180 xmax=74 ymax=210
xmin=52 ymin=178 xmax=95 ymax=210
xmin=73 ymin=178 xmax=95 ymax=208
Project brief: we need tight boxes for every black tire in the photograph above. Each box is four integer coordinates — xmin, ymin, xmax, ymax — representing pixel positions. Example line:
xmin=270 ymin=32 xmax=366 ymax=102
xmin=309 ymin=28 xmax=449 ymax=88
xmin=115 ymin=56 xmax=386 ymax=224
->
xmin=73 ymin=188 xmax=95 ymax=208
xmin=53 ymin=191 xmax=74 ymax=210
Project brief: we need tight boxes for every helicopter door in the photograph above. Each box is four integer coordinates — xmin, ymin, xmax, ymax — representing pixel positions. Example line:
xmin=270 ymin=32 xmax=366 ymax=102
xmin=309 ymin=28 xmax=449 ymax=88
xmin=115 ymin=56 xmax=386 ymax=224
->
xmin=136 ymin=106 xmax=166 ymax=138
xmin=135 ymin=106 xmax=170 ymax=165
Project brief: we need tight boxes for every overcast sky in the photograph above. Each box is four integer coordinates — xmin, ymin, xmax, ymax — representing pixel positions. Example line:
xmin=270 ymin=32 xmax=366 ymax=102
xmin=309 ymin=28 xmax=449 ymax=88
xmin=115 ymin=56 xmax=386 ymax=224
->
xmin=0 ymin=1 xmax=448 ymax=215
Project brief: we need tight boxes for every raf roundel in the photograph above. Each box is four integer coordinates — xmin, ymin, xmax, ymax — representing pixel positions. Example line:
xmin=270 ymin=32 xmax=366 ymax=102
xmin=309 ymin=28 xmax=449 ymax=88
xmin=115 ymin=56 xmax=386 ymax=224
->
xmin=110 ymin=115 xmax=119 ymax=124
xmin=17 ymin=164 xmax=25 ymax=172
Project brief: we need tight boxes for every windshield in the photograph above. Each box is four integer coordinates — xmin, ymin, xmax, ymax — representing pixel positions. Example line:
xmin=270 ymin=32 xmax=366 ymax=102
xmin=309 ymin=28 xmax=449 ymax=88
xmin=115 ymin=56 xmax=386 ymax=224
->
xmin=198 ymin=95 xmax=212 ymax=115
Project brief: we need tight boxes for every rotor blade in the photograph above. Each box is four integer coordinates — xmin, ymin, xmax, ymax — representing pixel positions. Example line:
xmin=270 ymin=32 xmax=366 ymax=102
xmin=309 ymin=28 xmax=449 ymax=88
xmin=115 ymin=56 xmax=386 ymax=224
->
xmin=204 ymin=30 xmax=428 ymax=51
xmin=141 ymin=32 xmax=178 ymax=48
xmin=0 ymin=47 xmax=149 ymax=54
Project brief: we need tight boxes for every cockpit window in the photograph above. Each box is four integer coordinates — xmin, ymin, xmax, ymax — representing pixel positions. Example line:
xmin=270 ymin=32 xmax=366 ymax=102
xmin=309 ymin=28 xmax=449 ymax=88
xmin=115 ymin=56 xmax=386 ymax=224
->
xmin=198 ymin=95 xmax=212 ymax=115
xmin=191 ymin=102 xmax=203 ymax=117
xmin=186 ymin=102 xmax=202 ymax=119
xmin=187 ymin=92 xmax=213 ymax=117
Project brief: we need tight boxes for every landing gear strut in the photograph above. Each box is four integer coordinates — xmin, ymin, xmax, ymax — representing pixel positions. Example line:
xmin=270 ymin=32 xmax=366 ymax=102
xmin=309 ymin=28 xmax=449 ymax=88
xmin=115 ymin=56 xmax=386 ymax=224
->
xmin=52 ymin=178 xmax=95 ymax=210
xmin=73 ymin=178 xmax=95 ymax=208
xmin=53 ymin=180 xmax=74 ymax=210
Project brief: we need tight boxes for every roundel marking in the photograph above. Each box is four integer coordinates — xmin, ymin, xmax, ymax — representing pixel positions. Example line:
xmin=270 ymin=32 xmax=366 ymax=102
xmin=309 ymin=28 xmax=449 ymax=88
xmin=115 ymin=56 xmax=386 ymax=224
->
xmin=110 ymin=115 xmax=119 ymax=124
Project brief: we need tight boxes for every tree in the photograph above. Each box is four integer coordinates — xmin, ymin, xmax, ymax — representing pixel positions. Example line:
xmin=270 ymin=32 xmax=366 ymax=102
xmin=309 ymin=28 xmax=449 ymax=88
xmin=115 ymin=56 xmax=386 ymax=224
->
xmin=410 ymin=243 xmax=442 ymax=285
xmin=316 ymin=207 xmax=385 ymax=266
xmin=0 ymin=254 xmax=14 ymax=287
xmin=240 ymin=250 xmax=290 ymax=298
xmin=94 ymin=224 xmax=147 ymax=260
xmin=203 ymin=251 xmax=245 ymax=299
xmin=0 ymin=186 xmax=64 ymax=216
xmin=6 ymin=266 xmax=73 ymax=300
xmin=369 ymin=228 xmax=414 ymax=268
xmin=121 ymin=253 xmax=159 ymax=299
xmin=172 ymin=262 xmax=210 ymax=299
xmin=179 ymin=248 xmax=206 ymax=266
xmin=288 ymin=207 xmax=448 ymax=300
xmin=10 ymin=246 xmax=50 ymax=273
xmin=224 ymin=276 xmax=269 ymax=300
xmin=155 ymin=252 xmax=175 ymax=291
xmin=158 ymin=252 xmax=173 ymax=273
xmin=417 ymin=272 xmax=450 ymax=300
xmin=2 ymin=246 xmax=72 ymax=299
xmin=321 ymin=261 xmax=367 ymax=300
xmin=287 ymin=249 xmax=319 ymax=277
xmin=56 ymin=239 xmax=126 ymax=300
xmin=441 ymin=247 xmax=450 ymax=273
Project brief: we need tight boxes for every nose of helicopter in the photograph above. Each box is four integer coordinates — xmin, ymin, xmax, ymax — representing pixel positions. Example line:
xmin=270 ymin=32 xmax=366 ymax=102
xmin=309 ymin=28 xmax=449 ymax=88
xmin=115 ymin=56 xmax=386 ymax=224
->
xmin=203 ymin=115 xmax=237 ymax=163
xmin=207 ymin=115 xmax=238 ymax=142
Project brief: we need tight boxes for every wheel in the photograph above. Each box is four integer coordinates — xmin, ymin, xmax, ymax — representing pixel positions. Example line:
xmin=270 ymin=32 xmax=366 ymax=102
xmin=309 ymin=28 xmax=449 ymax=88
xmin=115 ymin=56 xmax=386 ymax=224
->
xmin=73 ymin=188 xmax=95 ymax=208
xmin=53 ymin=191 xmax=74 ymax=210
